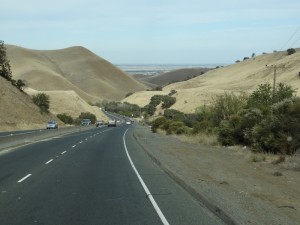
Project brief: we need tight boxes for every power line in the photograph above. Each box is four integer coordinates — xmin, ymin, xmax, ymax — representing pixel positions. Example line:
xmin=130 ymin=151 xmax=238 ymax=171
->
xmin=280 ymin=25 xmax=300 ymax=50
xmin=289 ymin=35 xmax=300 ymax=48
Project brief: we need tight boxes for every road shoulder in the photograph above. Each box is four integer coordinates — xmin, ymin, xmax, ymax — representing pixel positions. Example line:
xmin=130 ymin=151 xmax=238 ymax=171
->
xmin=133 ymin=124 xmax=300 ymax=225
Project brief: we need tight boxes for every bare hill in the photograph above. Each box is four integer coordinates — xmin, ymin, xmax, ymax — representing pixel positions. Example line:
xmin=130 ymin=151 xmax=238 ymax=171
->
xmin=124 ymin=49 xmax=300 ymax=113
xmin=136 ymin=68 xmax=210 ymax=87
xmin=0 ymin=77 xmax=58 ymax=131
xmin=6 ymin=45 xmax=147 ymax=103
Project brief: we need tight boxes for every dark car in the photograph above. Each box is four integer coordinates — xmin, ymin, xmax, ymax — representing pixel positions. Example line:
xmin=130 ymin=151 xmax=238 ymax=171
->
xmin=95 ymin=120 xmax=103 ymax=127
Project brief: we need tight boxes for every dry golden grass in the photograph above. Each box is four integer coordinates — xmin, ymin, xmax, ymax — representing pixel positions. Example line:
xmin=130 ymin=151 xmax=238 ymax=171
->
xmin=6 ymin=44 xmax=147 ymax=103
xmin=0 ymin=77 xmax=58 ymax=131
xmin=124 ymin=49 xmax=300 ymax=113
xmin=177 ymin=133 xmax=219 ymax=146
xmin=25 ymin=88 xmax=108 ymax=120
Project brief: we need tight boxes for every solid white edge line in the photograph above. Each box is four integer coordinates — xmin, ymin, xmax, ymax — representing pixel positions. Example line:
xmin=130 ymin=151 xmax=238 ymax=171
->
xmin=18 ymin=174 xmax=32 ymax=183
xmin=45 ymin=159 xmax=53 ymax=164
xmin=123 ymin=129 xmax=170 ymax=225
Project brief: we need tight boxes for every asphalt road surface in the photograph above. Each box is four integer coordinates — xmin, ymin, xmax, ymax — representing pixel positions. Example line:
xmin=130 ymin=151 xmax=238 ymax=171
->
xmin=0 ymin=124 xmax=224 ymax=225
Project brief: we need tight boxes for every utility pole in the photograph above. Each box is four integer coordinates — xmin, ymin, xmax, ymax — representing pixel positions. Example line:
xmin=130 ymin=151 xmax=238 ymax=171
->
xmin=266 ymin=64 xmax=285 ymax=98
xmin=272 ymin=65 xmax=277 ymax=98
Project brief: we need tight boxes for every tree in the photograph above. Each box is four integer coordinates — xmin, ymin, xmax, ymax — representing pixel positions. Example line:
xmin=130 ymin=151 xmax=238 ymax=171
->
xmin=11 ymin=79 xmax=26 ymax=91
xmin=78 ymin=112 xmax=97 ymax=124
xmin=0 ymin=40 xmax=12 ymax=81
xmin=32 ymin=93 xmax=50 ymax=113
xmin=287 ymin=48 xmax=296 ymax=55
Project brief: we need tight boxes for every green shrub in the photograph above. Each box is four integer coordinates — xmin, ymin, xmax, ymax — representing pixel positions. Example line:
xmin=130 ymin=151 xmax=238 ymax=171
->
xmin=192 ymin=120 xmax=214 ymax=134
xmin=211 ymin=92 xmax=247 ymax=126
xmin=168 ymin=90 xmax=177 ymax=96
xmin=287 ymin=48 xmax=296 ymax=55
xmin=32 ymin=93 xmax=50 ymax=113
xmin=78 ymin=112 xmax=97 ymax=124
xmin=11 ymin=79 xmax=26 ymax=91
xmin=143 ymin=104 xmax=156 ymax=116
xmin=162 ymin=96 xmax=176 ymax=108
xmin=151 ymin=117 xmax=167 ymax=133
xmin=0 ymin=40 xmax=12 ymax=81
xmin=217 ymin=120 xmax=236 ymax=146
xmin=57 ymin=113 xmax=74 ymax=124
xmin=164 ymin=109 xmax=184 ymax=120
xmin=166 ymin=121 xmax=186 ymax=135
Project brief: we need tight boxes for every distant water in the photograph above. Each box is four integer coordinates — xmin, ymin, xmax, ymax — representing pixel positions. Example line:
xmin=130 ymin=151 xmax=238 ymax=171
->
xmin=115 ymin=64 xmax=226 ymax=76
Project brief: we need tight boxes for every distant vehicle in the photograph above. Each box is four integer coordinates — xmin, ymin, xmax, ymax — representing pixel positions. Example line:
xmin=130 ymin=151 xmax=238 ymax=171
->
xmin=46 ymin=121 xmax=58 ymax=129
xmin=126 ymin=120 xmax=132 ymax=125
xmin=107 ymin=119 xmax=117 ymax=127
xmin=96 ymin=120 xmax=103 ymax=127
xmin=81 ymin=119 xmax=91 ymax=126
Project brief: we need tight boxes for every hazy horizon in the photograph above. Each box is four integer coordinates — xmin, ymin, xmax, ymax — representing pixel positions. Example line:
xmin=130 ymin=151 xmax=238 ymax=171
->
xmin=1 ymin=0 xmax=299 ymax=64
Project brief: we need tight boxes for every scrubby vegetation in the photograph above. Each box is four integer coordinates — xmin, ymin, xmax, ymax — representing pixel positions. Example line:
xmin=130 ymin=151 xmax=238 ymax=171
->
xmin=57 ymin=113 xmax=74 ymax=124
xmin=32 ymin=93 xmax=50 ymax=113
xmin=150 ymin=83 xmax=300 ymax=155
xmin=143 ymin=92 xmax=176 ymax=116
xmin=0 ymin=40 xmax=26 ymax=91
xmin=103 ymin=101 xmax=142 ymax=117
xmin=76 ymin=112 xmax=97 ymax=124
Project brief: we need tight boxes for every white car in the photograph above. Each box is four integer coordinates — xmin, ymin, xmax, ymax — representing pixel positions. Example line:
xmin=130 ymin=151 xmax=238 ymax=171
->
xmin=126 ymin=120 xmax=132 ymax=125
xmin=107 ymin=119 xmax=117 ymax=127
xmin=46 ymin=121 xmax=58 ymax=129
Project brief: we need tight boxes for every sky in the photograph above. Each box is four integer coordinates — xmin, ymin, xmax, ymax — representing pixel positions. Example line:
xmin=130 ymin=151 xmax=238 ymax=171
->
xmin=1 ymin=0 xmax=300 ymax=64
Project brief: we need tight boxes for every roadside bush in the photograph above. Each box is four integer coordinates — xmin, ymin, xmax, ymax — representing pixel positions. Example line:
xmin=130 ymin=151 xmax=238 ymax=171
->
xmin=211 ymin=92 xmax=247 ymax=126
xmin=32 ymin=93 xmax=50 ymax=113
xmin=164 ymin=109 xmax=184 ymax=120
xmin=217 ymin=120 xmax=236 ymax=146
xmin=251 ymin=117 xmax=279 ymax=153
xmin=166 ymin=121 xmax=187 ymax=135
xmin=192 ymin=120 xmax=214 ymax=134
xmin=239 ymin=108 xmax=264 ymax=144
xmin=246 ymin=83 xmax=295 ymax=114
xmin=183 ymin=113 xmax=201 ymax=128
xmin=151 ymin=117 xmax=167 ymax=133
xmin=57 ymin=113 xmax=74 ymax=124
xmin=78 ymin=112 xmax=96 ymax=124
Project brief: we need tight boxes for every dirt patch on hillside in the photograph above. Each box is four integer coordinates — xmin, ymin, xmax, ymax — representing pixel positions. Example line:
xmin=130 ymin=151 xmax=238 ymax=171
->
xmin=133 ymin=125 xmax=300 ymax=225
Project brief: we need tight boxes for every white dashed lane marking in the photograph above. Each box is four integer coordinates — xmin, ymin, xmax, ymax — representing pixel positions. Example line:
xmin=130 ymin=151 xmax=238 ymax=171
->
xmin=17 ymin=174 xmax=32 ymax=183
xmin=61 ymin=151 xmax=67 ymax=155
xmin=45 ymin=159 xmax=53 ymax=165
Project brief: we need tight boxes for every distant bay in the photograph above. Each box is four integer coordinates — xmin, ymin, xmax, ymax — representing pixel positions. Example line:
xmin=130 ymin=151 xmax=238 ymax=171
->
xmin=116 ymin=64 xmax=227 ymax=75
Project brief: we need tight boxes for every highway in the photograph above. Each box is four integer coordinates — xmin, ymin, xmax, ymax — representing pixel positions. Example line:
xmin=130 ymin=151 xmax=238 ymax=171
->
xmin=0 ymin=123 xmax=224 ymax=225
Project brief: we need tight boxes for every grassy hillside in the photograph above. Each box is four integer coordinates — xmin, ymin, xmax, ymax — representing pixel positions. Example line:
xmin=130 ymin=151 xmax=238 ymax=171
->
xmin=6 ymin=45 xmax=147 ymax=103
xmin=0 ymin=77 xmax=57 ymax=131
xmin=124 ymin=49 xmax=300 ymax=113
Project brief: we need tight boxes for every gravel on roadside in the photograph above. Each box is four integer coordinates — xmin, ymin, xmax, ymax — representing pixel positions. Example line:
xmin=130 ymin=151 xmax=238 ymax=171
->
xmin=133 ymin=124 xmax=300 ymax=225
